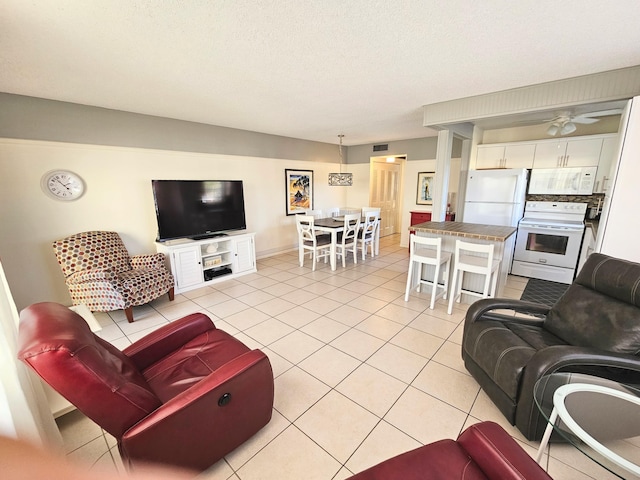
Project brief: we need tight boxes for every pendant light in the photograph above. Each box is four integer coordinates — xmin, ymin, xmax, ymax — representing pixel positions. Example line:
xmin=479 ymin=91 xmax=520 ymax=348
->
xmin=328 ymin=134 xmax=353 ymax=186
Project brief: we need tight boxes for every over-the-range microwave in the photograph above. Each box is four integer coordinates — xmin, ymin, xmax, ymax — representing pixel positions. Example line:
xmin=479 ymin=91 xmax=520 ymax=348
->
xmin=528 ymin=166 xmax=597 ymax=195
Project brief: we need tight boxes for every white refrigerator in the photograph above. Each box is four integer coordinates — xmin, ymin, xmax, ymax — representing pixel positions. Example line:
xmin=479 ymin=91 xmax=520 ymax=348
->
xmin=462 ymin=169 xmax=528 ymax=227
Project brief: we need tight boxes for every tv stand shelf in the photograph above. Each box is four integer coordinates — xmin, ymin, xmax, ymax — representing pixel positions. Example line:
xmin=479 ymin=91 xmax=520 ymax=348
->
xmin=156 ymin=232 xmax=256 ymax=294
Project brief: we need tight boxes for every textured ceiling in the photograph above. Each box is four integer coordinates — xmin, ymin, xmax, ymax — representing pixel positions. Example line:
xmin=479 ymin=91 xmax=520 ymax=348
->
xmin=2 ymin=1 xmax=640 ymax=146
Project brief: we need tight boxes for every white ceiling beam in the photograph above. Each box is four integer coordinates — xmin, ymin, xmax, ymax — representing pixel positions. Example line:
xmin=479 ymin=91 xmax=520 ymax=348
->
xmin=423 ymin=66 xmax=640 ymax=127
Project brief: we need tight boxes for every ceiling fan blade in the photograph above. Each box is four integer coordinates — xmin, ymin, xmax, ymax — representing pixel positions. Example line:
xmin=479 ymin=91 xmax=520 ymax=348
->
xmin=571 ymin=117 xmax=600 ymax=124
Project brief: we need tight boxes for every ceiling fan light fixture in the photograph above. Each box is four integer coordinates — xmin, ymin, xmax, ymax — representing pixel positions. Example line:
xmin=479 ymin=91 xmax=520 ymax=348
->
xmin=560 ymin=121 xmax=577 ymax=135
xmin=546 ymin=123 xmax=560 ymax=136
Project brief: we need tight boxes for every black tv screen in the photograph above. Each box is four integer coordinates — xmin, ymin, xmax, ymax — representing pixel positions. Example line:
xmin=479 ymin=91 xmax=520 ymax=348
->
xmin=152 ymin=180 xmax=247 ymax=241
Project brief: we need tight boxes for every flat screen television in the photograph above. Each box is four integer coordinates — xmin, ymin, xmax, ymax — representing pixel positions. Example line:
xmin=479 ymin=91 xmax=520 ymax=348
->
xmin=152 ymin=180 xmax=247 ymax=241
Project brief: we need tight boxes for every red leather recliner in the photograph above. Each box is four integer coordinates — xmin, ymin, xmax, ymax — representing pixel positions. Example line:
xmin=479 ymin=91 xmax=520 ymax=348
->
xmin=17 ymin=302 xmax=274 ymax=472
xmin=347 ymin=421 xmax=552 ymax=480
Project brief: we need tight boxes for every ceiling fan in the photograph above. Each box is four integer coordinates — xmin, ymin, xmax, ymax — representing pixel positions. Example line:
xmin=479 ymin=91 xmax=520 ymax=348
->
xmin=542 ymin=109 xmax=622 ymax=136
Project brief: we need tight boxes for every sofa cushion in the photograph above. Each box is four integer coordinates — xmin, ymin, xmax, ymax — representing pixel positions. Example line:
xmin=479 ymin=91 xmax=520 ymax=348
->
xmin=463 ymin=320 xmax=566 ymax=399
xmin=544 ymin=254 xmax=640 ymax=354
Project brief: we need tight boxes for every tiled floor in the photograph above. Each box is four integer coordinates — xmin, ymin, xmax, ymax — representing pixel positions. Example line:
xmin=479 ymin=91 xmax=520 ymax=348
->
xmin=56 ymin=234 xmax=617 ymax=479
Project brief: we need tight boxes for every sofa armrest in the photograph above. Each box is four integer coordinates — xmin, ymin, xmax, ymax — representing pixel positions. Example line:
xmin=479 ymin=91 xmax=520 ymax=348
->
xmin=66 ymin=269 xmax=117 ymax=285
xmin=120 ymin=350 xmax=274 ymax=470
xmin=458 ymin=421 xmax=552 ymax=480
xmin=131 ymin=253 xmax=167 ymax=270
xmin=465 ymin=298 xmax=549 ymax=327
xmin=123 ymin=313 xmax=215 ymax=370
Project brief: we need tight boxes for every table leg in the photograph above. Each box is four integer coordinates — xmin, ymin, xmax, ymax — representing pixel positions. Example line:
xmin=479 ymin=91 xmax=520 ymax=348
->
xmin=330 ymin=230 xmax=337 ymax=271
xmin=536 ymin=407 xmax=558 ymax=464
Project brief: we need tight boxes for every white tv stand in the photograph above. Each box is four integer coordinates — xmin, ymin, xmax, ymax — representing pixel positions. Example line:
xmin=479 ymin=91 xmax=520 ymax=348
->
xmin=156 ymin=232 xmax=256 ymax=294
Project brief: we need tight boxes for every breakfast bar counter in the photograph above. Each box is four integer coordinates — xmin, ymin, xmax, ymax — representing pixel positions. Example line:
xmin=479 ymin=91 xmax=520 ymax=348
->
xmin=411 ymin=221 xmax=517 ymax=301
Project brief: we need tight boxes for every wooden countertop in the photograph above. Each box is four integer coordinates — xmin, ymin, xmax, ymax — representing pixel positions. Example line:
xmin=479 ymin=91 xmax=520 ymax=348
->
xmin=411 ymin=221 xmax=517 ymax=242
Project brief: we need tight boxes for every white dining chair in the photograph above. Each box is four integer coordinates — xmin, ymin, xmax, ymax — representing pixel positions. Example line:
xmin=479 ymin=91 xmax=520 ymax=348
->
xmin=335 ymin=213 xmax=361 ymax=267
xmin=324 ymin=207 xmax=340 ymax=218
xmin=306 ymin=209 xmax=324 ymax=219
xmin=447 ymin=240 xmax=500 ymax=314
xmin=361 ymin=206 xmax=381 ymax=216
xmin=295 ymin=215 xmax=331 ymax=271
xmin=358 ymin=211 xmax=379 ymax=260
xmin=404 ymin=234 xmax=451 ymax=309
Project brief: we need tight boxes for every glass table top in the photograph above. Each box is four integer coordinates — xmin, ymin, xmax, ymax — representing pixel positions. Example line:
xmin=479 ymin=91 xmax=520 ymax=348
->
xmin=534 ymin=372 xmax=640 ymax=479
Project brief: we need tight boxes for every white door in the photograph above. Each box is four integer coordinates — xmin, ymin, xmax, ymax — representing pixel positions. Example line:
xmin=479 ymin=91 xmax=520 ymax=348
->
xmin=369 ymin=159 xmax=402 ymax=237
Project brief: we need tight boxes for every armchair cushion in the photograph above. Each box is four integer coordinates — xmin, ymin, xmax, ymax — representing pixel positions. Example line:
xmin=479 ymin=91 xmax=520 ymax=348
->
xmin=544 ymin=255 xmax=640 ymax=353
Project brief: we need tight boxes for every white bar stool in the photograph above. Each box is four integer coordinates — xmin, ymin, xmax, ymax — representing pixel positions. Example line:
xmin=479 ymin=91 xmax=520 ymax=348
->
xmin=404 ymin=234 xmax=451 ymax=309
xmin=447 ymin=240 xmax=500 ymax=315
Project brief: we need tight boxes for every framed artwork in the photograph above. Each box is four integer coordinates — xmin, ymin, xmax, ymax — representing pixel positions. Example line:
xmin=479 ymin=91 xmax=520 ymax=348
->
xmin=285 ymin=169 xmax=314 ymax=215
xmin=416 ymin=172 xmax=435 ymax=205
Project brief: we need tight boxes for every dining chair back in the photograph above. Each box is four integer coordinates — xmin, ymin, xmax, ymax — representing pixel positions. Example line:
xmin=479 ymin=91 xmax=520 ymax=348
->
xmin=295 ymin=215 xmax=331 ymax=271
xmin=405 ymin=234 xmax=452 ymax=309
xmin=359 ymin=211 xmax=379 ymax=260
xmin=324 ymin=207 xmax=340 ymax=217
xmin=361 ymin=206 xmax=381 ymax=216
xmin=447 ymin=240 xmax=500 ymax=314
xmin=306 ymin=209 xmax=324 ymax=219
xmin=336 ymin=213 xmax=361 ymax=267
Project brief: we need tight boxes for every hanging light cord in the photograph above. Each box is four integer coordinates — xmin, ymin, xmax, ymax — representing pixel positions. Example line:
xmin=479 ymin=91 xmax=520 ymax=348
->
xmin=338 ymin=134 xmax=344 ymax=173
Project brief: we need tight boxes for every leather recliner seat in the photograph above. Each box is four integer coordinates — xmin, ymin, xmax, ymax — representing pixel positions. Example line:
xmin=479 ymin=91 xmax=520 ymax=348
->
xmin=462 ymin=253 xmax=640 ymax=440
xmin=18 ymin=302 xmax=274 ymax=472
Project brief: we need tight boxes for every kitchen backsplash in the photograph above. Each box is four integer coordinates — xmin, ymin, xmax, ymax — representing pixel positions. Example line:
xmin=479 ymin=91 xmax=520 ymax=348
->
xmin=526 ymin=193 xmax=605 ymax=209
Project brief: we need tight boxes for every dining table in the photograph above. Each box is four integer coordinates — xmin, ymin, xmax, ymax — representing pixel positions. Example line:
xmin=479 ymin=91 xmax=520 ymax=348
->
xmin=313 ymin=216 xmax=380 ymax=271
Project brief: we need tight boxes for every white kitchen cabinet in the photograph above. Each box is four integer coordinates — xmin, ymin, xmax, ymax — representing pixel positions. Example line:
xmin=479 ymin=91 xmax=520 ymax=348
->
xmin=156 ymin=232 xmax=256 ymax=294
xmin=533 ymin=137 xmax=602 ymax=168
xmin=476 ymin=143 xmax=536 ymax=169
xmin=594 ymin=136 xmax=619 ymax=193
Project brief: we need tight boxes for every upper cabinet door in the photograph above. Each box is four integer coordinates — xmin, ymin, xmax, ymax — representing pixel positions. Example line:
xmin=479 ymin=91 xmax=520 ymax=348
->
xmin=503 ymin=144 xmax=536 ymax=168
xmin=534 ymin=138 xmax=603 ymax=168
xmin=476 ymin=145 xmax=505 ymax=169
xmin=476 ymin=144 xmax=535 ymax=169
xmin=564 ymin=138 xmax=603 ymax=167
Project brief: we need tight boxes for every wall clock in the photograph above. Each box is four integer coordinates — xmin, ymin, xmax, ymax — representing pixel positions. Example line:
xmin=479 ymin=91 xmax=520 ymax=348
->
xmin=41 ymin=170 xmax=86 ymax=201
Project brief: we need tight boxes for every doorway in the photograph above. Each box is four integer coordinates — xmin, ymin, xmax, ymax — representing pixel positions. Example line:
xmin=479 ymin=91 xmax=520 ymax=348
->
xmin=369 ymin=156 xmax=404 ymax=237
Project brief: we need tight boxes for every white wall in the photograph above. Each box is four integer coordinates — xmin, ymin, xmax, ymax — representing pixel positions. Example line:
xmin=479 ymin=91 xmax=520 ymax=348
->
xmin=399 ymin=157 xmax=460 ymax=247
xmin=599 ymin=98 xmax=639 ymax=261
xmin=0 ymin=138 xmax=365 ymax=310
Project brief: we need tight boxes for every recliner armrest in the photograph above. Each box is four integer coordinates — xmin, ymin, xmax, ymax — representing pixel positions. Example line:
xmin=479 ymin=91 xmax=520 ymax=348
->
xmin=458 ymin=421 xmax=552 ymax=479
xmin=123 ymin=313 xmax=216 ymax=370
xmin=465 ymin=298 xmax=549 ymax=327
xmin=120 ymin=350 xmax=274 ymax=470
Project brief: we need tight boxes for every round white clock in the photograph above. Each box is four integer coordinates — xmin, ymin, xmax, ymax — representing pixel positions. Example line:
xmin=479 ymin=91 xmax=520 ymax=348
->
xmin=41 ymin=170 xmax=86 ymax=201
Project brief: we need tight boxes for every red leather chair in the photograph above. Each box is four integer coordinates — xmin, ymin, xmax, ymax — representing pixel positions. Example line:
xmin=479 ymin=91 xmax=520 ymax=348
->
xmin=347 ymin=421 xmax=552 ymax=480
xmin=17 ymin=302 xmax=274 ymax=472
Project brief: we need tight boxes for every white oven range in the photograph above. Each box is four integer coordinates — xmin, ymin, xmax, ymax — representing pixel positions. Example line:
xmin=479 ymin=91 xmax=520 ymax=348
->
xmin=511 ymin=201 xmax=588 ymax=284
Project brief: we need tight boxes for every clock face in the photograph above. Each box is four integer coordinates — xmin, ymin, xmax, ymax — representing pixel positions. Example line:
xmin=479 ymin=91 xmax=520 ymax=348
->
xmin=41 ymin=170 xmax=85 ymax=201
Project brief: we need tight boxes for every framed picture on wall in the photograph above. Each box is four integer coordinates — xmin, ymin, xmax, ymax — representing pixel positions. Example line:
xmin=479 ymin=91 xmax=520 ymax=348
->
xmin=416 ymin=172 xmax=435 ymax=205
xmin=285 ymin=169 xmax=314 ymax=215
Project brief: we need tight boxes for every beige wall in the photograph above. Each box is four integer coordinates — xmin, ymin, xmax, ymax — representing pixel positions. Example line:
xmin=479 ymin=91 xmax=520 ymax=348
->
xmin=0 ymin=138 xmax=362 ymax=310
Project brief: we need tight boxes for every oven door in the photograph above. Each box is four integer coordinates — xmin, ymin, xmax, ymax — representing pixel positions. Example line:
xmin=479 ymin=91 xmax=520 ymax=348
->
xmin=514 ymin=222 xmax=584 ymax=269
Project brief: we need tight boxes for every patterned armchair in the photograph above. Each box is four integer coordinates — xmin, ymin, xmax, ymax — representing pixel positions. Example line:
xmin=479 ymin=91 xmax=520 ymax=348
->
xmin=52 ymin=231 xmax=174 ymax=322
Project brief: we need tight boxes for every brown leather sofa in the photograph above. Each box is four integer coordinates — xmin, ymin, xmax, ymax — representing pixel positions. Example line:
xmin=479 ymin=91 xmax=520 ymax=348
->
xmin=347 ymin=421 xmax=552 ymax=479
xmin=462 ymin=253 xmax=640 ymax=441
xmin=18 ymin=302 xmax=274 ymax=472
